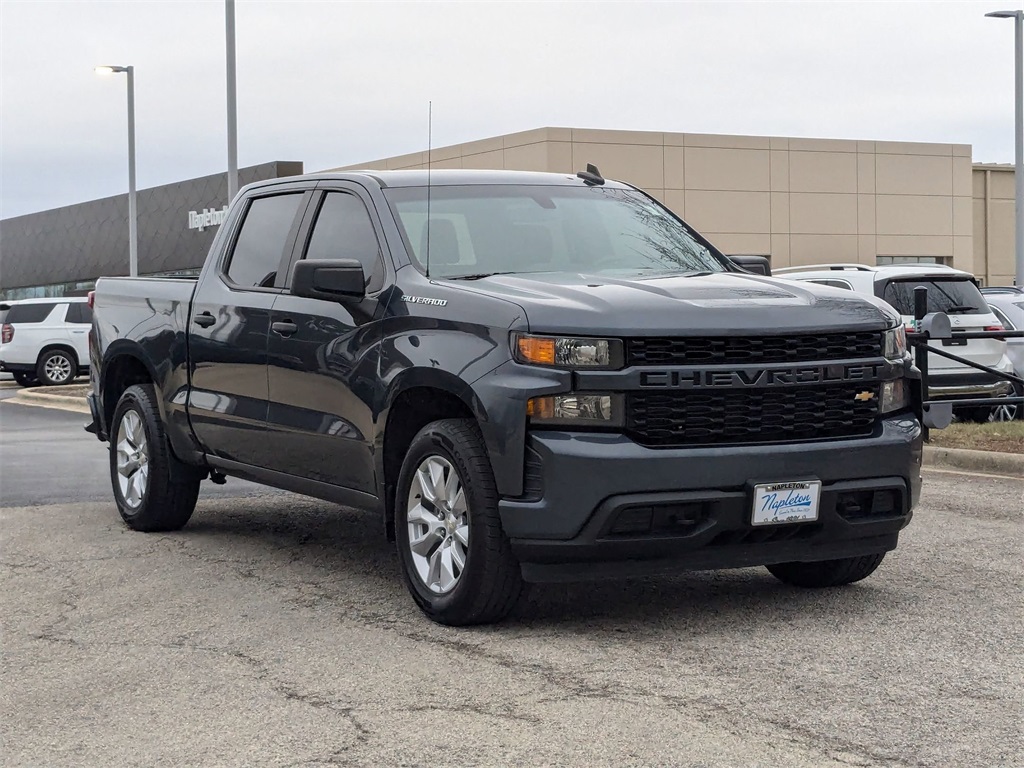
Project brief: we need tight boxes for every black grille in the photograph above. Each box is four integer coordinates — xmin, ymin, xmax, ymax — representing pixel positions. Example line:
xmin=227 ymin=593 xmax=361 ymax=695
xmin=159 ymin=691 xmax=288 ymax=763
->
xmin=627 ymin=332 xmax=882 ymax=367
xmin=626 ymin=385 xmax=879 ymax=447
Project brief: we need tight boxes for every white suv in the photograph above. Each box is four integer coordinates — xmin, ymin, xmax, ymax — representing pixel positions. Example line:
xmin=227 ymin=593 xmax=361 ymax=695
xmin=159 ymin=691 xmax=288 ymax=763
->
xmin=0 ymin=297 xmax=92 ymax=387
xmin=775 ymin=264 xmax=1015 ymax=422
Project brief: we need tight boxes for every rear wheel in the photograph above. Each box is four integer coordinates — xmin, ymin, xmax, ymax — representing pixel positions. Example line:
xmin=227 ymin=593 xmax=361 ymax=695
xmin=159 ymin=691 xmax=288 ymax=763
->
xmin=110 ymin=384 xmax=201 ymax=532
xmin=766 ymin=553 xmax=886 ymax=588
xmin=394 ymin=418 xmax=523 ymax=625
xmin=12 ymin=372 xmax=37 ymax=387
xmin=36 ymin=349 xmax=76 ymax=386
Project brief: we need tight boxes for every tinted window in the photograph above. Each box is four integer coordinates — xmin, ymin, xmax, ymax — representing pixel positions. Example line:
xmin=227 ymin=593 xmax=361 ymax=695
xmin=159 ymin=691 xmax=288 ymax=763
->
xmin=65 ymin=303 xmax=93 ymax=324
xmin=882 ymin=279 xmax=988 ymax=316
xmin=304 ymin=192 xmax=383 ymax=291
xmin=384 ymin=185 xmax=727 ymax=279
xmin=226 ymin=194 xmax=305 ymax=288
xmin=6 ymin=303 xmax=57 ymax=323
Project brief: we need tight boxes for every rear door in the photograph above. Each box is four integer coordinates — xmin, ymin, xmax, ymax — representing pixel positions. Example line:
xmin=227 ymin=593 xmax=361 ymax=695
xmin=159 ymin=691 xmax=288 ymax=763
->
xmin=2 ymin=302 xmax=61 ymax=365
xmin=188 ymin=186 xmax=313 ymax=467
xmin=64 ymin=302 xmax=92 ymax=365
xmin=880 ymin=277 xmax=1004 ymax=372
xmin=264 ymin=183 xmax=390 ymax=493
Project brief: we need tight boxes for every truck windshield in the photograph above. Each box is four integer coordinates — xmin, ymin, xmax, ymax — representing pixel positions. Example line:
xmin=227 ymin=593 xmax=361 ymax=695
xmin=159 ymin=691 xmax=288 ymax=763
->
xmin=384 ymin=185 xmax=729 ymax=279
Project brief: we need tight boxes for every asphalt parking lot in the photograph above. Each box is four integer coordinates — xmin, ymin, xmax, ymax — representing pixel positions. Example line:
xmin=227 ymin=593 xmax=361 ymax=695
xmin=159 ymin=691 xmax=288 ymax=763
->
xmin=1 ymin=394 xmax=1021 ymax=767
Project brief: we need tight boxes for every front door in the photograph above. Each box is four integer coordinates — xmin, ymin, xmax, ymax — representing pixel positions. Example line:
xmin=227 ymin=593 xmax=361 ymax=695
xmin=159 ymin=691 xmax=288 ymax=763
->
xmin=265 ymin=185 xmax=389 ymax=493
xmin=188 ymin=189 xmax=311 ymax=467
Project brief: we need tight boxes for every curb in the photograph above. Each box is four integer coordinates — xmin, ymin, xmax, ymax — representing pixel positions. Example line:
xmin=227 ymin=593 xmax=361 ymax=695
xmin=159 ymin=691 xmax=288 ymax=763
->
xmin=8 ymin=388 xmax=90 ymax=414
xmin=923 ymin=445 xmax=1024 ymax=478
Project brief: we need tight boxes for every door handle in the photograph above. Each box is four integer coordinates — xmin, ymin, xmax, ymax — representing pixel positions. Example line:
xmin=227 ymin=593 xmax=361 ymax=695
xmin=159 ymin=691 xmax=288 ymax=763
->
xmin=193 ymin=312 xmax=216 ymax=328
xmin=272 ymin=320 xmax=298 ymax=337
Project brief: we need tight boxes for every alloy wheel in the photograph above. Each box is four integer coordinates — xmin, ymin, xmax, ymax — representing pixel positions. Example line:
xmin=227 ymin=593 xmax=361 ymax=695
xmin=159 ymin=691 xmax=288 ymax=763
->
xmin=406 ymin=455 xmax=469 ymax=594
xmin=45 ymin=354 xmax=73 ymax=383
xmin=116 ymin=410 xmax=150 ymax=508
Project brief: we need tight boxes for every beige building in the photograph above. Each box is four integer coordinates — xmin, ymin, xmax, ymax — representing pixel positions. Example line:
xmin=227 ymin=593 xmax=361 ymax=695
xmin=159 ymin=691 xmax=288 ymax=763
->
xmin=331 ymin=127 xmax=1017 ymax=286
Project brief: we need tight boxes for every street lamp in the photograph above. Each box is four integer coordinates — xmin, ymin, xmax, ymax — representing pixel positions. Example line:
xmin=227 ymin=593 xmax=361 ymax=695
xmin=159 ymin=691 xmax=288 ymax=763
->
xmin=226 ymin=0 xmax=238 ymax=202
xmin=986 ymin=10 xmax=1024 ymax=287
xmin=95 ymin=65 xmax=138 ymax=278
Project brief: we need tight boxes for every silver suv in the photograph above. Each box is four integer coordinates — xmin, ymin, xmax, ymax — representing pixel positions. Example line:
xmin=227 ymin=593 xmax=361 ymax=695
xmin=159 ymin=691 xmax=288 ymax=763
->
xmin=776 ymin=264 xmax=1015 ymax=422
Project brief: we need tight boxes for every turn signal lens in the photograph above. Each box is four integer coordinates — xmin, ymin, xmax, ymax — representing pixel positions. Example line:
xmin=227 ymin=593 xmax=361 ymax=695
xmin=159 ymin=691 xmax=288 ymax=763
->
xmin=517 ymin=336 xmax=556 ymax=366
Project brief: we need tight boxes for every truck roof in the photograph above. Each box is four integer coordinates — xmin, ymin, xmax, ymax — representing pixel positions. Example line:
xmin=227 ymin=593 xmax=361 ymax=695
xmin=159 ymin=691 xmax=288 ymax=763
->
xmin=249 ymin=169 xmax=634 ymax=191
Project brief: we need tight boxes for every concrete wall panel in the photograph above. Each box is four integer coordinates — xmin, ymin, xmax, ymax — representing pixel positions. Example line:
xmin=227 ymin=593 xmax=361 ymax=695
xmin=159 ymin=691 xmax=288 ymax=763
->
xmin=876 ymin=195 xmax=953 ymax=236
xmin=683 ymin=191 xmax=770 ymax=234
xmin=789 ymin=193 xmax=858 ymax=235
xmin=875 ymin=154 xmax=953 ymax=196
xmin=788 ymin=151 xmax=857 ymax=194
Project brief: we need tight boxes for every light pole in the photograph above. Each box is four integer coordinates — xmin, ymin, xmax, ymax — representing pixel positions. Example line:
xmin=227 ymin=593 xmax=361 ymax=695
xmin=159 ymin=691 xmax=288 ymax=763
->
xmin=986 ymin=10 xmax=1024 ymax=287
xmin=95 ymin=65 xmax=138 ymax=278
xmin=226 ymin=0 xmax=238 ymax=202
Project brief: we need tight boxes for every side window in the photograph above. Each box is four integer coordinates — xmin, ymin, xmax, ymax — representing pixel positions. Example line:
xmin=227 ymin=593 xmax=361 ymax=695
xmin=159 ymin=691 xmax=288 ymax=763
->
xmin=6 ymin=303 xmax=57 ymax=323
xmin=66 ymin=303 xmax=93 ymax=324
xmin=225 ymin=193 xmax=305 ymax=288
xmin=304 ymin=192 xmax=384 ymax=292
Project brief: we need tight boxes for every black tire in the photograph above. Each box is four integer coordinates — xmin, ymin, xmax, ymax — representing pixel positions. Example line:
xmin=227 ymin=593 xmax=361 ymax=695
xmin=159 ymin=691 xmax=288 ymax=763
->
xmin=955 ymin=406 xmax=992 ymax=424
xmin=766 ymin=553 xmax=886 ymax=588
xmin=394 ymin=418 xmax=523 ymax=626
xmin=12 ymin=372 xmax=37 ymax=387
xmin=109 ymin=383 xmax=201 ymax=532
xmin=36 ymin=348 xmax=77 ymax=386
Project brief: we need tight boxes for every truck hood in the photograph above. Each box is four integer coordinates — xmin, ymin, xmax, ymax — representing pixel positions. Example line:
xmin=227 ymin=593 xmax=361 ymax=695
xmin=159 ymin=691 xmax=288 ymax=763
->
xmin=449 ymin=271 xmax=900 ymax=335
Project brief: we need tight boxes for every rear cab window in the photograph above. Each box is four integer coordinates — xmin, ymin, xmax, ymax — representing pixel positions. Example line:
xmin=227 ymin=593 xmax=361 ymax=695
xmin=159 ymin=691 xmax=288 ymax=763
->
xmin=224 ymin=193 xmax=306 ymax=288
xmin=881 ymin=279 xmax=989 ymax=316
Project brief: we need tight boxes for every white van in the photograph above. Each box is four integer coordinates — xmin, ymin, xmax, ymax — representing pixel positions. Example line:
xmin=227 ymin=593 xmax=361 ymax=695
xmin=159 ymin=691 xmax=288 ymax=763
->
xmin=776 ymin=264 xmax=1015 ymax=422
xmin=0 ymin=297 xmax=92 ymax=386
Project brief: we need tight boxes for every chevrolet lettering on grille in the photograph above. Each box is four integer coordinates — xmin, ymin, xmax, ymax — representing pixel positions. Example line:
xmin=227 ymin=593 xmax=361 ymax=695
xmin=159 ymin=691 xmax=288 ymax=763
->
xmin=638 ymin=363 xmax=883 ymax=389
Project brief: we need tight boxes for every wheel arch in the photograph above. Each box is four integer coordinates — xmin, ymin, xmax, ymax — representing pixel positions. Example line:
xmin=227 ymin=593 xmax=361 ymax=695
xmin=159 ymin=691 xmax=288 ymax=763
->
xmin=378 ymin=371 xmax=484 ymax=541
xmin=99 ymin=342 xmax=161 ymax=439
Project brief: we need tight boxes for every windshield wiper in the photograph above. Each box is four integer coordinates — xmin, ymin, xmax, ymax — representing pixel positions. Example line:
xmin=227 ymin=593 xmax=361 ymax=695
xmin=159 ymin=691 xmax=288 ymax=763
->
xmin=446 ymin=272 xmax=516 ymax=281
xmin=944 ymin=305 xmax=978 ymax=313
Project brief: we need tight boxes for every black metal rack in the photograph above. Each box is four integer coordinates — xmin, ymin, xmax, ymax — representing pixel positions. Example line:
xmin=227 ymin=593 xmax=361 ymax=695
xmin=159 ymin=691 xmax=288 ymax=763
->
xmin=907 ymin=285 xmax=1024 ymax=438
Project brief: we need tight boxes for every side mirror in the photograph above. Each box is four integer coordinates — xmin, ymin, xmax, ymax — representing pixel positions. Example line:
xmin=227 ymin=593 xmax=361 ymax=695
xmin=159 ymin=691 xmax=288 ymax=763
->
xmin=729 ymin=255 xmax=772 ymax=276
xmin=291 ymin=259 xmax=365 ymax=301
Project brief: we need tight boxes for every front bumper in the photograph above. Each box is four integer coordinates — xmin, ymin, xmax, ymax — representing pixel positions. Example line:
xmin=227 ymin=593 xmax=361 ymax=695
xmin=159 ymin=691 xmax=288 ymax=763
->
xmin=500 ymin=414 xmax=923 ymax=582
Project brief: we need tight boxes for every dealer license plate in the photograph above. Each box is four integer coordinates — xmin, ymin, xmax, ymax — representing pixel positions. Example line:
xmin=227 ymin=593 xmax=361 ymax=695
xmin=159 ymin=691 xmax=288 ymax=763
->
xmin=752 ymin=481 xmax=821 ymax=526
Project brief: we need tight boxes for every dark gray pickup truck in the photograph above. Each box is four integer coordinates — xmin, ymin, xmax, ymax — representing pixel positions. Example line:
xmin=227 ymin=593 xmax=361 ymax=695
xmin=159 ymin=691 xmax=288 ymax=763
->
xmin=87 ymin=168 xmax=923 ymax=625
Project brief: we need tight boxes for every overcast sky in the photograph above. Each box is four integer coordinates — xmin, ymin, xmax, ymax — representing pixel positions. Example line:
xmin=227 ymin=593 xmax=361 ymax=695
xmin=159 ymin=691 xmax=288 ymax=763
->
xmin=1 ymin=0 xmax=1021 ymax=219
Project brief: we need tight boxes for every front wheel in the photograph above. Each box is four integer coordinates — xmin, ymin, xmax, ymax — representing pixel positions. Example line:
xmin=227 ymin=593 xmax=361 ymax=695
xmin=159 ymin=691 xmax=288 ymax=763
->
xmin=110 ymin=384 xmax=201 ymax=532
xmin=766 ymin=553 xmax=886 ymax=588
xmin=394 ymin=419 xmax=523 ymax=626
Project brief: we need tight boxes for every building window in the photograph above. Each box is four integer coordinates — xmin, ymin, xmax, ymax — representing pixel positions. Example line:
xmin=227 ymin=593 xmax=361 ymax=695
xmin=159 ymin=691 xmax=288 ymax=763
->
xmin=876 ymin=255 xmax=952 ymax=267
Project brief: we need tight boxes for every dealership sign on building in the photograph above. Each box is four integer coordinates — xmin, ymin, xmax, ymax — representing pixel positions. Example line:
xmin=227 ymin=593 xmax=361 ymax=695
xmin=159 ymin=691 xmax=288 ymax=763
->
xmin=188 ymin=206 xmax=229 ymax=232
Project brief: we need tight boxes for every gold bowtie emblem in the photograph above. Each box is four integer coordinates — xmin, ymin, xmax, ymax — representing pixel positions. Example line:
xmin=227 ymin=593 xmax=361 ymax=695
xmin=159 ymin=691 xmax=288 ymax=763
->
xmin=854 ymin=390 xmax=876 ymax=402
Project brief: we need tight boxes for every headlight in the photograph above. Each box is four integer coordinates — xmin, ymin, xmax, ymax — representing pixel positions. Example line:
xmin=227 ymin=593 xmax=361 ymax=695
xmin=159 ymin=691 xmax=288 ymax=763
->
xmin=514 ymin=334 xmax=623 ymax=369
xmin=527 ymin=393 xmax=624 ymax=427
xmin=880 ymin=379 xmax=909 ymax=414
xmin=883 ymin=325 xmax=907 ymax=361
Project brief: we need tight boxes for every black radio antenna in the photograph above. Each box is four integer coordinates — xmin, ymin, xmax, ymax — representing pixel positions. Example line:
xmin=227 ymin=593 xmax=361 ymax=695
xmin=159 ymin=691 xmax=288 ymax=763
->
xmin=425 ymin=101 xmax=432 ymax=279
